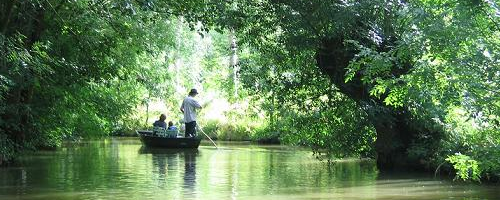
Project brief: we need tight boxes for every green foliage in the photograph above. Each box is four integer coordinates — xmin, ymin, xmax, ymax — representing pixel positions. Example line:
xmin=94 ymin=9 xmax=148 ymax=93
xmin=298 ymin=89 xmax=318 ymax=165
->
xmin=200 ymin=103 xmax=267 ymax=141
xmin=0 ymin=132 xmax=16 ymax=165
xmin=435 ymin=107 xmax=500 ymax=181
xmin=202 ymin=119 xmax=253 ymax=141
xmin=238 ymin=44 xmax=376 ymax=158
xmin=233 ymin=0 xmax=500 ymax=179
xmin=445 ymin=153 xmax=481 ymax=181
xmin=250 ymin=125 xmax=280 ymax=143
xmin=278 ymin=98 xmax=377 ymax=159
xmin=0 ymin=0 xmax=192 ymax=161
xmin=211 ymin=0 xmax=500 ymax=180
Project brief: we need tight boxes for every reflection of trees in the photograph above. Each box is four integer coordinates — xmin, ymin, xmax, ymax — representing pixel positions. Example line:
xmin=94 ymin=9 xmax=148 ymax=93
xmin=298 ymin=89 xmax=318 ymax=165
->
xmin=265 ymin=155 xmax=379 ymax=189
xmin=11 ymin=139 xmax=127 ymax=192
xmin=5 ymin=140 xmax=500 ymax=199
xmin=197 ymin=147 xmax=379 ymax=197
xmin=3 ymin=140 xmax=379 ymax=198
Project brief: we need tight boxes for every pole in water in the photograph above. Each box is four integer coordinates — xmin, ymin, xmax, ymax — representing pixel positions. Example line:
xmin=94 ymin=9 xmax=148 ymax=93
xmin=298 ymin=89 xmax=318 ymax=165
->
xmin=197 ymin=124 xmax=218 ymax=149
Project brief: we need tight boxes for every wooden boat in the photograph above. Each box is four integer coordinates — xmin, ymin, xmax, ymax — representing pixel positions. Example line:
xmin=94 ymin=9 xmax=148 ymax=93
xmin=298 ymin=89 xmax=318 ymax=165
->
xmin=136 ymin=130 xmax=201 ymax=149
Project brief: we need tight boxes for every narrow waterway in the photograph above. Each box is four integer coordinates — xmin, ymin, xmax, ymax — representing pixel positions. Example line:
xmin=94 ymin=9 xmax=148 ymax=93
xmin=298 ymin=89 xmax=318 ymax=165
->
xmin=1 ymin=138 xmax=498 ymax=200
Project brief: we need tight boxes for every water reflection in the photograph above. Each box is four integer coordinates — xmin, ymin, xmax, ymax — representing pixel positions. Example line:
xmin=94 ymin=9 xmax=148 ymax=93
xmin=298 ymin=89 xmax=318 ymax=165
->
xmin=139 ymin=147 xmax=199 ymax=196
xmin=0 ymin=138 xmax=499 ymax=200
xmin=183 ymin=149 xmax=197 ymax=196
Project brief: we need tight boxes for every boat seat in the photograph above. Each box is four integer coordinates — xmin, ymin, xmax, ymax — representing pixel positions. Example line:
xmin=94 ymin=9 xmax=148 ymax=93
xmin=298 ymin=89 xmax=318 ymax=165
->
xmin=153 ymin=127 xmax=178 ymax=138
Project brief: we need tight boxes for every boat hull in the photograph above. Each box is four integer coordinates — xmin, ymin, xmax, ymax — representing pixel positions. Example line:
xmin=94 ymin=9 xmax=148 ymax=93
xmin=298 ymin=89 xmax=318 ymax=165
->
xmin=137 ymin=130 xmax=201 ymax=149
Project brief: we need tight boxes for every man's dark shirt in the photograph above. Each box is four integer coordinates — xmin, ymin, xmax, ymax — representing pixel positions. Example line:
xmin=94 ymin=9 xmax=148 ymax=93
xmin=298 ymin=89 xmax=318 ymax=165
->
xmin=153 ymin=120 xmax=167 ymax=129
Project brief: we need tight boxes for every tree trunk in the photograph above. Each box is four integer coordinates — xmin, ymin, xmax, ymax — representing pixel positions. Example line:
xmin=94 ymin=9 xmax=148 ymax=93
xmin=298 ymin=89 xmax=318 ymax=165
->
xmin=315 ymin=37 xmax=426 ymax=169
xmin=1 ymin=0 xmax=19 ymax=34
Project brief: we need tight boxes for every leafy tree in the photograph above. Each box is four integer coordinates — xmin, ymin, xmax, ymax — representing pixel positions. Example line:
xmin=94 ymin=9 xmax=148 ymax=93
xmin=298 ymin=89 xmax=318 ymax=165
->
xmin=0 ymin=0 xmax=183 ymax=163
xmin=206 ymin=0 xmax=500 ymax=179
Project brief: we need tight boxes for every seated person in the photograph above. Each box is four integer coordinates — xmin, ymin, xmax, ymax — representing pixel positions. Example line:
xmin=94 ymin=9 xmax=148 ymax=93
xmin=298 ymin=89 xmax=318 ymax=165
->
xmin=153 ymin=114 xmax=167 ymax=129
xmin=167 ymin=121 xmax=177 ymax=131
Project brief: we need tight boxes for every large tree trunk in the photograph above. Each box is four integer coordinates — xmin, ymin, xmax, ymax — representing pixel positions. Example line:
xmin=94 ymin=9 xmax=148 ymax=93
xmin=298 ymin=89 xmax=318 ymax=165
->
xmin=316 ymin=37 xmax=425 ymax=169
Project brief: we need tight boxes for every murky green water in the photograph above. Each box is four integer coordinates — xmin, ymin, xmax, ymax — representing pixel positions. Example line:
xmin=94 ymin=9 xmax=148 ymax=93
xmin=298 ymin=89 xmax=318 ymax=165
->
xmin=1 ymin=138 xmax=498 ymax=200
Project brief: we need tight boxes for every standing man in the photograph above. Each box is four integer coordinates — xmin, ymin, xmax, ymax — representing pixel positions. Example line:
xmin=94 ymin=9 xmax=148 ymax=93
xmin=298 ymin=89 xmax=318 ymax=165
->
xmin=180 ymin=89 xmax=202 ymax=137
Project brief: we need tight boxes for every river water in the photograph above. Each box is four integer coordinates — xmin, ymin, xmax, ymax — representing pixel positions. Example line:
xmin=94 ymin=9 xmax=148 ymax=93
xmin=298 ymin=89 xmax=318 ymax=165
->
xmin=0 ymin=138 xmax=498 ymax=200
